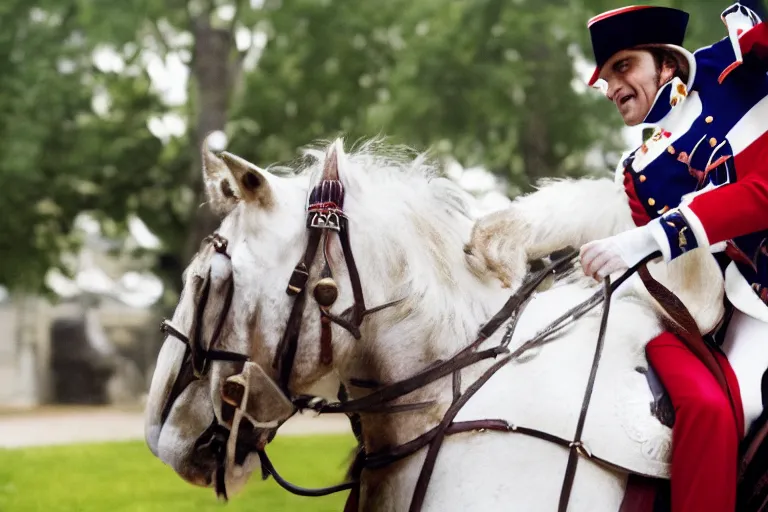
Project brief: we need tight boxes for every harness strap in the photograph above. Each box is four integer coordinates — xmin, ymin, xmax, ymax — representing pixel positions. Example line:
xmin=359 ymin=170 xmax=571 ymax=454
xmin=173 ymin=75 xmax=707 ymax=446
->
xmin=273 ymin=229 xmax=324 ymax=392
xmin=338 ymin=217 xmax=367 ymax=326
xmin=208 ymin=278 xmax=235 ymax=358
xmin=255 ymin=449 xmax=357 ymax=497
xmin=558 ymin=278 xmax=613 ymax=512
xmin=191 ymin=273 xmax=213 ymax=376
xmin=637 ymin=266 xmax=742 ymax=441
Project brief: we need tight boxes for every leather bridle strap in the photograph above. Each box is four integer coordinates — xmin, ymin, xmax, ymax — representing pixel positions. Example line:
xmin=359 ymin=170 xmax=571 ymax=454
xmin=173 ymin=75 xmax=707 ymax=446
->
xmin=255 ymin=449 xmax=357 ymax=497
xmin=158 ymin=242 xmax=248 ymax=425
xmin=273 ymin=228 xmax=324 ymax=393
xmin=160 ymin=316 xmax=247 ymax=367
xmin=337 ymin=216 xmax=367 ymax=326
xmin=557 ymin=277 xmax=613 ymax=511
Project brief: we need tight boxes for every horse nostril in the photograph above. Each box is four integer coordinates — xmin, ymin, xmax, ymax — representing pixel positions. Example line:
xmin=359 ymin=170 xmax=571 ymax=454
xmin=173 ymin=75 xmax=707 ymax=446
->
xmin=181 ymin=453 xmax=218 ymax=487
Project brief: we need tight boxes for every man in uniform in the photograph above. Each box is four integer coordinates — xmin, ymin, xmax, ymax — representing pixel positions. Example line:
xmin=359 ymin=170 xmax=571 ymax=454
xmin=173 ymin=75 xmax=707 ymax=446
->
xmin=579 ymin=3 xmax=768 ymax=511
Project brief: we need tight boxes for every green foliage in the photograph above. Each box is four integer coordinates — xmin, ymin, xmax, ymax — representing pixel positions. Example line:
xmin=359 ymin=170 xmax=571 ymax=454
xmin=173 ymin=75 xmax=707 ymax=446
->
xmin=0 ymin=0 xmax=168 ymax=291
xmin=0 ymin=0 xmax=754 ymax=293
xmin=0 ymin=435 xmax=357 ymax=511
xmin=233 ymin=0 xmax=623 ymax=194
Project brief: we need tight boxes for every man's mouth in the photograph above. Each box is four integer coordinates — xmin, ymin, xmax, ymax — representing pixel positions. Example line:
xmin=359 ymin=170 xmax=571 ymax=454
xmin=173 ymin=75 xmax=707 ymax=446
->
xmin=618 ymin=94 xmax=634 ymax=107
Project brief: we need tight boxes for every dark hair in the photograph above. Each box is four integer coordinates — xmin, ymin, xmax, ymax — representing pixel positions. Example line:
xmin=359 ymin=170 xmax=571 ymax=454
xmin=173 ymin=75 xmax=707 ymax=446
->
xmin=647 ymin=46 xmax=690 ymax=85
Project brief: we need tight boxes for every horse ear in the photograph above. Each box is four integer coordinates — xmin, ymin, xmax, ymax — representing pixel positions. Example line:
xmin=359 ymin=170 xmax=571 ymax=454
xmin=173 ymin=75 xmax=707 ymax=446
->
xmin=322 ymin=138 xmax=347 ymax=181
xmin=202 ymin=138 xmax=240 ymax=216
xmin=201 ymin=137 xmax=273 ymax=214
xmin=218 ymin=151 xmax=273 ymax=207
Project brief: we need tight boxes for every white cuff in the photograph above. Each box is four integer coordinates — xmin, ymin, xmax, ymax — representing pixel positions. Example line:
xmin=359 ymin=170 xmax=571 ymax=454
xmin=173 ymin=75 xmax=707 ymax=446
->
xmin=679 ymin=204 xmax=711 ymax=249
xmin=646 ymin=217 xmax=673 ymax=262
xmin=616 ymin=223 xmax=663 ymax=267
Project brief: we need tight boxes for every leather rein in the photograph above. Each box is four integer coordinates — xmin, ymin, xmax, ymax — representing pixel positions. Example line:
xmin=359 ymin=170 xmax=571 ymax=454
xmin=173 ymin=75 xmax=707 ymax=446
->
xmin=159 ymin=170 xmax=732 ymax=511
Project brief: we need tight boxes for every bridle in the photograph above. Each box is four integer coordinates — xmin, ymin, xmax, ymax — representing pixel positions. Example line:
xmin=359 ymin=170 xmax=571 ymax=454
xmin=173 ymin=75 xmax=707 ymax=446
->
xmin=157 ymin=153 xmax=735 ymax=511
xmin=273 ymin=175 xmax=404 ymax=395
xmin=156 ymin=155 xmax=404 ymax=499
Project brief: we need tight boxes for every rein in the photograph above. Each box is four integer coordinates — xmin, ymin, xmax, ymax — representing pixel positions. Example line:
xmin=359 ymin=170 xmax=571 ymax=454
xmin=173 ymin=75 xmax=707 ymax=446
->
xmin=310 ymin=252 xmax=660 ymax=512
xmin=159 ymin=157 xmax=725 ymax=511
xmin=254 ymin=248 xmax=661 ymax=511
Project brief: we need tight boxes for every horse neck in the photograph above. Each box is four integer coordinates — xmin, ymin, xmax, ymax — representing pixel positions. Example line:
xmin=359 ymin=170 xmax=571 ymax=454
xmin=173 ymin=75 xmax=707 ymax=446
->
xmin=339 ymin=203 xmax=510 ymax=452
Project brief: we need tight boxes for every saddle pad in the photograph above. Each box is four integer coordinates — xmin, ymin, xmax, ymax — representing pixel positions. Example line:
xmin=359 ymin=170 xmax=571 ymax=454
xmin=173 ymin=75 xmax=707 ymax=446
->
xmin=456 ymin=283 xmax=672 ymax=479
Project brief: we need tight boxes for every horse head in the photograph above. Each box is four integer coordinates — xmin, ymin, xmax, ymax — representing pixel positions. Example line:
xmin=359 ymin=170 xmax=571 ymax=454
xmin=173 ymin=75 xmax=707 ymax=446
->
xmin=143 ymin=137 xmax=511 ymax=497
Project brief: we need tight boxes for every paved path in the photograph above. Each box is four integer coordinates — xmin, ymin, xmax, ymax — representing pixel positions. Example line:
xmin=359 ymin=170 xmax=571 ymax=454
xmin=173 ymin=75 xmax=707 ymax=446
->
xmin=0 ymin=407 xmax=351 ymax=448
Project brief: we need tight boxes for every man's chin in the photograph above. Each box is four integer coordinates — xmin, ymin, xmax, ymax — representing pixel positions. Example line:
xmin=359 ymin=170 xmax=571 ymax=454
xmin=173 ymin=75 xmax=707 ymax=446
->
xmin=621 ymin=111 xmax=643 ymax=126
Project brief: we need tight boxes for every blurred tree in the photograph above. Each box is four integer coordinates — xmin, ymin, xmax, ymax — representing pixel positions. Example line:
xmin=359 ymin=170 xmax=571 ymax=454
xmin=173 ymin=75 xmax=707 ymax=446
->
xmin=0 ymin=0 xmax=167 ymax=291
xmin=0 ymin=0 xmax=757 ymax=296
xmin=233 ymin=0 xmax=743 ymax=196
xmin=231 ymin=0 xmax=623 ymax=197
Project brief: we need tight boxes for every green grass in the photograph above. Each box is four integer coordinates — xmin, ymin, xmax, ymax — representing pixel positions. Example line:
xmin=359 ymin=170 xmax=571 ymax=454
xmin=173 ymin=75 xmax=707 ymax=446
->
xmin=0 ymin=434 xmax=358 ymax=511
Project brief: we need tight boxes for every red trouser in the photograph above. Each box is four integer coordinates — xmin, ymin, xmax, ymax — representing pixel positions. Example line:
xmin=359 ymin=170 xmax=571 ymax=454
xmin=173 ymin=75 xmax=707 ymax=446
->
xmin=646 ymin=331 xmax=745 ymax=512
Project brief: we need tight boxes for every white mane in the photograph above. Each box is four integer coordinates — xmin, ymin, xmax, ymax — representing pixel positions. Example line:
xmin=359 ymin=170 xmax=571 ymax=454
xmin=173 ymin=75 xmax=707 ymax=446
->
xmin=275 ymin=139 xmax=512 ymax=362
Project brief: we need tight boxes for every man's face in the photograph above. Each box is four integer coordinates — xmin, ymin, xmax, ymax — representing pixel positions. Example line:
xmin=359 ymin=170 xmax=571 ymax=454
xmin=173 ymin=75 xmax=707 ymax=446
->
xmin=598 ymin=49 xmax=675 ymax=126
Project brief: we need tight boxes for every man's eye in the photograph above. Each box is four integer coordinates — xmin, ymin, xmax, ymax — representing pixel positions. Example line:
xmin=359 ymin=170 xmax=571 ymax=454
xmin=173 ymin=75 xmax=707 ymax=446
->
xmin=618 ymin=61 xmax=629 ymax=72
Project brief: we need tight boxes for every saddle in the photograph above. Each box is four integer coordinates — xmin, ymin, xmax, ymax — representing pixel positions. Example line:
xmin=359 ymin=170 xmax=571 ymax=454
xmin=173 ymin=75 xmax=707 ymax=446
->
xmin=529 ymin=251 xmax=758 ymax=512
xmin=531 ymin=251 xmax=722 ymax=432
xmin=620 ymin=277 xmax=768 ymax=512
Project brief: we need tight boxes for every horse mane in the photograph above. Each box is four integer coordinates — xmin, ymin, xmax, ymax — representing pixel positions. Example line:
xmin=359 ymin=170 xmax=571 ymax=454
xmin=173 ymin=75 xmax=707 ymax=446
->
xmin=289 ymin=137 xmax=506 ymax=354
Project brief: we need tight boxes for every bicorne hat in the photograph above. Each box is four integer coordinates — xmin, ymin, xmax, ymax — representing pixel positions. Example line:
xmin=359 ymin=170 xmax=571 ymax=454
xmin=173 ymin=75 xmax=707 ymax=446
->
xmin=587 ymin=5 xmax=690 ymax=86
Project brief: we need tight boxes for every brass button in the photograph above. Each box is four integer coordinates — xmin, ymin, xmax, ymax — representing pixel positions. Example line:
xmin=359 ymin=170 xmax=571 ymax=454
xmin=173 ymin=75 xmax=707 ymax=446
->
xmin=658 ymin=205 xmax=670 ymax=214
xmin=639 ymin=175 xmax=647 ymax=182
xmin=648 ymin=198 xmax=656 ymax=206
xmin=705 ymin=116 xmax=714 ymax=123
xmin=709 ymin=137 xmax=717 ymax=147
xmin=667 ymin=145 xmax=675 ymax=154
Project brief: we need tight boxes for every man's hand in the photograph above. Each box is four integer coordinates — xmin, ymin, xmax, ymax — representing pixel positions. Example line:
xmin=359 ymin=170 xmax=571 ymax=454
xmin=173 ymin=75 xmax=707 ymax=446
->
xmin=464 ymin=209 xmax=527 ymax=288
xmin=579 ymin=223 xmax=660 ymax=280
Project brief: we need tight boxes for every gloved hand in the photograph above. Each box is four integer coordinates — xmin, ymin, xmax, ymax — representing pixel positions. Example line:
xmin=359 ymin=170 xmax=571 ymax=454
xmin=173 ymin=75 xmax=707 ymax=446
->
xmin=580 ymin=222 xmax=661 ymax=280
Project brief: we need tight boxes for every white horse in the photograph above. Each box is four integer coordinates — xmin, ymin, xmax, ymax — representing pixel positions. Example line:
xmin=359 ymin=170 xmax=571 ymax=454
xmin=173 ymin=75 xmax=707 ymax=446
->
xmin=144 ymin=138 xmax=731 ymax=511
